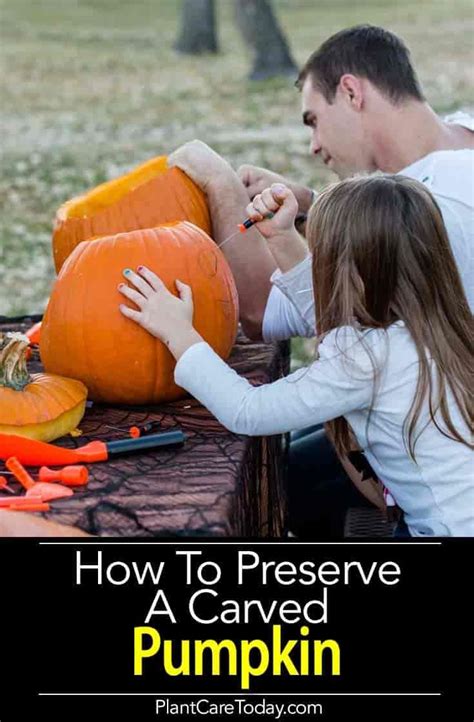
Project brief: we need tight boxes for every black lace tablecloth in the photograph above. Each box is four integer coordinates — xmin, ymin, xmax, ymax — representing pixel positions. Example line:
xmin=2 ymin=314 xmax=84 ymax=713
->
xmin=0 ymin=316 xmax=290 ymax=537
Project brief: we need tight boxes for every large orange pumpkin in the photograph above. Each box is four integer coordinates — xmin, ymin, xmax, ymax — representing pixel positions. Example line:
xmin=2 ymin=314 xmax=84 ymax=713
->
xmin=41 ymin=222 xmax=239 ymax=404
xmin=52 ymin=155 xmax=211 ymax=272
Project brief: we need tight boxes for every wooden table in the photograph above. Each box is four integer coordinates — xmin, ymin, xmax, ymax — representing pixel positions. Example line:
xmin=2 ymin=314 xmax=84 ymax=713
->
xmin=0 ymin=316 xmax=290 ymax=537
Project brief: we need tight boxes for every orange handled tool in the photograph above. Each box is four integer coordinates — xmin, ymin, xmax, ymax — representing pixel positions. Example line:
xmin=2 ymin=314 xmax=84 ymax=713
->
xmin=39 ymin=465 xmax=89 ymax=486
xmin=5 ymin=456 xmax=35 ymax=489
xmin=5 ymin=456 xmax=74 ymax=502
xmin=24 ymin=320 xmax=42 ymax=360
xmin=237 ymin=217 xmax=268 ymax=233
xmin=0 ymin=476 xmax=14 ymax=494
xmin=0 ymin=430 xmax=185 ymax=466
xmin=218 ymin=212 xmax=276 ymax=249
xmin=106 ymin=425 xmax=141 ymax=439
xmin=106 ymin=421 xmax=162 ymax=438
xmin=8 ymin=502 xmax=50 ymax=512
xmin=0 ymin=495 xmax=41 ymax=508
xmin=25 ymin=321 xmax=42 ymax=345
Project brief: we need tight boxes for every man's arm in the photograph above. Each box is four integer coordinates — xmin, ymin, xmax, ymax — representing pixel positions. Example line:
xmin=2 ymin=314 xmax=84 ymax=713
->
xmin=205 ymin=174 xmax=278 ymax=340
xmin=169 ymin=141 xmax=278 ymax=340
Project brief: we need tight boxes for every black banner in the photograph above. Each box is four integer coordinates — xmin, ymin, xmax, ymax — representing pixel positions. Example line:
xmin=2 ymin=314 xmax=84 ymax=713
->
xmin=1 ymin=539 xmax=471 ymax=720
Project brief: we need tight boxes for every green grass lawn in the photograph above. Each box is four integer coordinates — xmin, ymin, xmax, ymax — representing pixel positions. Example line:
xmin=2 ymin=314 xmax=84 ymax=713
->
xmin=1 ymin=0 xmax=472 ymax=337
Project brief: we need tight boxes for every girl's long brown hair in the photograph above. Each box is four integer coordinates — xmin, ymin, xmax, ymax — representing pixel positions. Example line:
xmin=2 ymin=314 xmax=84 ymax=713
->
xmin=306 ymin=174 xmax=473 ymax=458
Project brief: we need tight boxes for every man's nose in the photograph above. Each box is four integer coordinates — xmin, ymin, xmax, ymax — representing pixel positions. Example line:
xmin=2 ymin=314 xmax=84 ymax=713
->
xmin=310 ymin=134 xmax=322 ymax=156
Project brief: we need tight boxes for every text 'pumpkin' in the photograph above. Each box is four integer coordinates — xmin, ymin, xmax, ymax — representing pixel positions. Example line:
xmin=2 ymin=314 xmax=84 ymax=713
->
xmin=52 ymin=155 xmax=211 ymax=272
xmin=41 ymin=222 xmax=239 ymax=404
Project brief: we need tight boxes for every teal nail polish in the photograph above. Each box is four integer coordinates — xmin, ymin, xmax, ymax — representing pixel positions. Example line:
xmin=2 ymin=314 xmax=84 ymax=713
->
xmin=123 ymin=268 xmax=132 ymax=276
xmin=266 ymin=212 xmax=274 ymax=219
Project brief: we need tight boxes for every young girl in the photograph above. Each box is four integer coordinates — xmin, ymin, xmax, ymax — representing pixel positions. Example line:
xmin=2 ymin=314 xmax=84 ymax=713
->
xmin=118 ymin=175 xmax=473 ymax=537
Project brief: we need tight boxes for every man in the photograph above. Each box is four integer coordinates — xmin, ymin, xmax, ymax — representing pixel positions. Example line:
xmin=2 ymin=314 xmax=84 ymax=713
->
xmin=169 ymin=25 xmax=473 ymax=340
xmin=168 ymin=25 xmax=473 ymax=536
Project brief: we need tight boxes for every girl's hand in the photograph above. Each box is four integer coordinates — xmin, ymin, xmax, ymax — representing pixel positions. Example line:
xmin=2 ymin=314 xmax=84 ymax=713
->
xmin=244 ymin=184 xmax=308 ymax=273
xmin=245 ymin=183 xmax=299 ymax=241
xmin=118 ymin=266 xmax=203 ymax=359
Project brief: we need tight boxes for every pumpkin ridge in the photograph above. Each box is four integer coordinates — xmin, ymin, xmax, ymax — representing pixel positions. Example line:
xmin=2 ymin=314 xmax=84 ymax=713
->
xmin=25 ymin=378 xmax=74 ymax=423
xmin=16 ymin=387 xmax=59 ymax=425
xmin=139 ymin=228 xmax=156 ymax=401
xmin=84 ymin=238 xmax=103 ymax=396
xmin=31 ymin=373 xmax=87 ymax=407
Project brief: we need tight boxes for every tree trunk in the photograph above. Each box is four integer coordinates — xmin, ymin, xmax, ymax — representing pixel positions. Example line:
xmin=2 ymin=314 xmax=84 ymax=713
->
xmin=175 ymin=0 xmax=219 ymax=54
xmin=234 ymin=0 xmax=298 ymax=80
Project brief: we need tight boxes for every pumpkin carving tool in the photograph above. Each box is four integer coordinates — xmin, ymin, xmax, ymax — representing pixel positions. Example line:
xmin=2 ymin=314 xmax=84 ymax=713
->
xmin=0 ymin=492 xmax=51 ymax=512
xmin=8 ymin=502 xmax=51 ymax=512
xmin=5 ymin=456 xmax=73 ymax=502
xmin=105 ymin=421 xmax=162 ymax=438
xmin=105 ymin=424 xmax=142 ymax=438
xmin=217 ymin=213 xmax=274 ymax=249
xmin=0 ymin=429 xmax=186 ymax=466
xmin=0 ymin=475 xmax=15 ymax=493
xmin=0 ymin=495 xmax=45 ymax=508
xmin=25 ymin=321 xmax=42 ymax=345
xmin=1 ymin=463 xmax=89 ymax=490
xmin=38 ymin=465 xmax=89 ymax=486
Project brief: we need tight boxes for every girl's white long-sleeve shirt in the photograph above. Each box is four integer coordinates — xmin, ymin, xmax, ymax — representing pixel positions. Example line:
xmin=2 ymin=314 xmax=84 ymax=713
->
xmin=175 ymin=319 xmax=473 ymax=538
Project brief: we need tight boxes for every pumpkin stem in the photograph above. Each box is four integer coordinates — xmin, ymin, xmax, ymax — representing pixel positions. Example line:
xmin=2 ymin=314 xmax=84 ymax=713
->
xmin=0 ymin=332 xmax=32 ymax=391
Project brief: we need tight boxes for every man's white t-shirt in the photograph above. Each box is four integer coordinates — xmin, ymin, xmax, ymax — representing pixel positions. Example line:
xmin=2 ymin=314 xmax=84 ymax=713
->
xmin=262 ymin=112 xmax=474 ymax=341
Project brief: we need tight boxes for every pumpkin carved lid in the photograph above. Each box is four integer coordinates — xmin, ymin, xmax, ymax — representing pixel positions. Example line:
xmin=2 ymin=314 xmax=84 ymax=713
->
xmin=56 ymin=156 xmax=169 ymax=220
xmin=52 ymin=153 xmax=211 ymax=273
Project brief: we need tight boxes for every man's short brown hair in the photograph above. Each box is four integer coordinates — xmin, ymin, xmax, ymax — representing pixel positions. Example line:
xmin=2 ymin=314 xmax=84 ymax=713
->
xmin=297 ymin=25 xmax=424 ymax=104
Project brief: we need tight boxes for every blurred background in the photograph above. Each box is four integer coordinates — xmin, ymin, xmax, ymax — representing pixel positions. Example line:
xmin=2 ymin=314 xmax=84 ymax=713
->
xmin=1 ymin=0 xmax=472 ymax=345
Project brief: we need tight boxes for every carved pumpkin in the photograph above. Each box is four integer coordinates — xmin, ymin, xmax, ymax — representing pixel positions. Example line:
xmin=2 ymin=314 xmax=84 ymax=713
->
xmin=41 ymin=222 xmax=239 ymax=405
xmin=52 ymin=155 xmax=211 ymax=272
xmin=0 ymin=332 xmax=87 ymax=442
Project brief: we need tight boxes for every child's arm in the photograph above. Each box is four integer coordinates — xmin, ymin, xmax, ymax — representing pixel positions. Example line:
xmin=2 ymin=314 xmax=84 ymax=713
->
xmin=245 ymin=184 xmax=316 ymax=339
xmin=118 ymin=270 xmax=373 ymax=435
xmin=172 ymin=336 xmax=373 ymax=435
xmin=264 ymin=256 xmax=316 ymax=340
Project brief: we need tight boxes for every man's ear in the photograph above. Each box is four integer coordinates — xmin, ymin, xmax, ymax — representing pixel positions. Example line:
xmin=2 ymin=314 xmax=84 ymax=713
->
xmin=338 ymin=74 xmax=364 ymax=111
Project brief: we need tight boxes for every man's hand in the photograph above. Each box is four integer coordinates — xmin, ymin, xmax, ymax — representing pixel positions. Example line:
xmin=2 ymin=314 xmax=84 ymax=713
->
xmin=168 ymin=140 xmax=235 ymax=193
xmin=238 ymin=164 xmax=314 ymax=213
xmin=118 ymin=266 xmax=203 ymax=359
